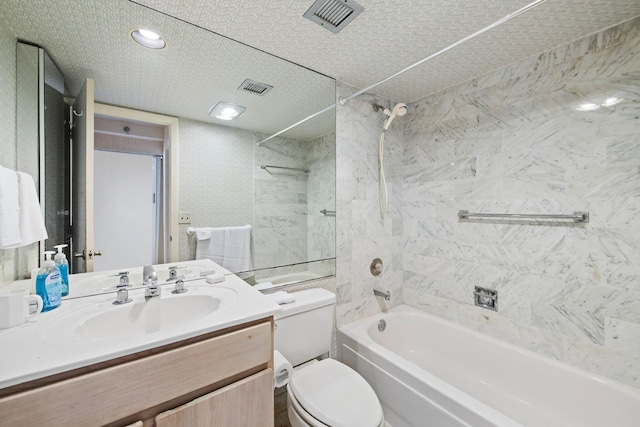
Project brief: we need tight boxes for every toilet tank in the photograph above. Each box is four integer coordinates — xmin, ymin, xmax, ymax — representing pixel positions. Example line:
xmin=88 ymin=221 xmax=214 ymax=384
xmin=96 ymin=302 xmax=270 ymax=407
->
xmin=274 ymin=288 xmax=336 ymax=367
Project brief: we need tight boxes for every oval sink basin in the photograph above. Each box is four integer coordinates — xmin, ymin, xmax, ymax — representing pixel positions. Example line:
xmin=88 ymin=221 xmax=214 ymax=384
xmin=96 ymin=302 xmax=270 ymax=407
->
xmin=80 ymin=295 xmax=220 ymax=340
xmin=44 ymin=286 xmax=238 ymax=342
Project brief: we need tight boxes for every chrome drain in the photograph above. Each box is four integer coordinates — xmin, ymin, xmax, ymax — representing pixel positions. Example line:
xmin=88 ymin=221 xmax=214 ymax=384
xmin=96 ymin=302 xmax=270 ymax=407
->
xmin=378 ymin=319 xmax=386 ymax=332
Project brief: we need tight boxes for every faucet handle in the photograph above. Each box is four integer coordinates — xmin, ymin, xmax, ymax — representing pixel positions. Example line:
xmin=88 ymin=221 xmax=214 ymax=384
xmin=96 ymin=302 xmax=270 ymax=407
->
xmin=113 ymin=288 xmax=132 ymax=305
xmin=172 ymin=279 xmax=188 ymax=294
xmin=117 ymin=271 xmax=130 ymax=287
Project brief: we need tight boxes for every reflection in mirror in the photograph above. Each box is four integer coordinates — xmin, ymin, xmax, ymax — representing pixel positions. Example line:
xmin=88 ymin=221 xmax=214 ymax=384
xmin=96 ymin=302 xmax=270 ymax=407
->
xmin=2 ymin=0 xmax=336 ymax=295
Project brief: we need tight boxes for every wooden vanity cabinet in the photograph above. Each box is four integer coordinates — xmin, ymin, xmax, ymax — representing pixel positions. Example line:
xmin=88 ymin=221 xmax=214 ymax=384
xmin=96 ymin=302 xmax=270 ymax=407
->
xmin=0 ymin=319 xmax=274 ymax=427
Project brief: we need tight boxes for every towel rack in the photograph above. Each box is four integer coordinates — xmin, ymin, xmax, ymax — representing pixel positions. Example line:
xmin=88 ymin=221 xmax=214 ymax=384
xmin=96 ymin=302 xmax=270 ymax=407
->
xmin=320 ymin=209 xmax=336 ymax=215
xmin=261 ymin=164 xmax=309 ymax=174
xmin=186 ymin=227 xmax=196 ymax=236
xmin=458 ymin=210 xmax=589 ymax=223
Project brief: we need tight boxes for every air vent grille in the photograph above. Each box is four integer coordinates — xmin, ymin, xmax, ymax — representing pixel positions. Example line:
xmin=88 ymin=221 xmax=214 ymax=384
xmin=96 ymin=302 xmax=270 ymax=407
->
xmin=238 ymin=79 xmax=274 ymax=96
xmin=303 ymin=0 xmax=364 ymax=34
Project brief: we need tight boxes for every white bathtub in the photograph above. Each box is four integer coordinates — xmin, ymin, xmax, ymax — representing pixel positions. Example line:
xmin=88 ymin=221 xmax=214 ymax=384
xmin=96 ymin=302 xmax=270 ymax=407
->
xmin=256 ymin=271 xmax=323 ymax=286
xmin=337 ymin=305 xmax=640 ymax=427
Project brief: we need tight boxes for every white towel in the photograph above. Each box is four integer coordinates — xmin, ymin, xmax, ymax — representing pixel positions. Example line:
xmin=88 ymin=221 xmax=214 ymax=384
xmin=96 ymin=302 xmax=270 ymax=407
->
xmin=0 ymin=166 xmax=21 ymax=248
xmin=223 ymin=225 xmax=253 ymax=279
xmin=195 ymin=227 xmax=225 ymax=265
xmin=13 ymin=172 xmax=48 ymax=247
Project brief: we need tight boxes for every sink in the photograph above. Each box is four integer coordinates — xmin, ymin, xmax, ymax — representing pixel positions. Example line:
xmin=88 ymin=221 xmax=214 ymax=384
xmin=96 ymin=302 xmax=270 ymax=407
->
xmin=44 ymin=285 xmax=238 ymax=342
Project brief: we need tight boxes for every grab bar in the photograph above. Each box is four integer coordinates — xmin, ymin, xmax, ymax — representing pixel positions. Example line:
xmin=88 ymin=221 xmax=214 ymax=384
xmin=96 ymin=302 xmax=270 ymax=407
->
xmin=261 ymin=165 xmax=309 ymax=174
xmin=458 ymin=210 xmax=589 ymax=223
xmin=320 ymin=209 xmax=336 ymax=215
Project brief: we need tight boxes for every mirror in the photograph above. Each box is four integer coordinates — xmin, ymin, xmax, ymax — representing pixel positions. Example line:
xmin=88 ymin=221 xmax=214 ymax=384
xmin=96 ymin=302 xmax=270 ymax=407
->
xmin=3 ymin=0 xmax=336 ymax=294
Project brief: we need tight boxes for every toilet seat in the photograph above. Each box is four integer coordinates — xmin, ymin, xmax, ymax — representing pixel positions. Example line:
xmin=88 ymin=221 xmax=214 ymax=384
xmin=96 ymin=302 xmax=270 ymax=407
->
xmin=288 ymin=359 xmax=384 ymax=427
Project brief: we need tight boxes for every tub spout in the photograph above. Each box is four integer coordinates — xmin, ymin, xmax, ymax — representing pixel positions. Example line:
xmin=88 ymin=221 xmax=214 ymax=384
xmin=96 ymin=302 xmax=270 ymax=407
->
xmin=374 ymin=288 xmax=391 ymax=301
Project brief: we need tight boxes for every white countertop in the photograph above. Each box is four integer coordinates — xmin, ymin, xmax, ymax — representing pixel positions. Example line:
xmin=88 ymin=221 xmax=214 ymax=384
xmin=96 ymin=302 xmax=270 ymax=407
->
xmin=0 ymin=274 xmax=281 ymax=390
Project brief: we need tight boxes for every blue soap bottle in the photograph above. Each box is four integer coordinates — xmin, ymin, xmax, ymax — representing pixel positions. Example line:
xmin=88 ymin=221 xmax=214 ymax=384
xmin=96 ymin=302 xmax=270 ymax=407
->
xmin=36 ymin=251 xmax=62 ymax=312
xmin=54 ymin=244 xmax=69 ymax=297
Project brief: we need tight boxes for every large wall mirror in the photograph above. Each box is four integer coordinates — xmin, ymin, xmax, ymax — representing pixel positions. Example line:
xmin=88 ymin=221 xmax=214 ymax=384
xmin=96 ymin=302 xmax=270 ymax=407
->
xmin=4 ymin=0 xmax=336 ymax=294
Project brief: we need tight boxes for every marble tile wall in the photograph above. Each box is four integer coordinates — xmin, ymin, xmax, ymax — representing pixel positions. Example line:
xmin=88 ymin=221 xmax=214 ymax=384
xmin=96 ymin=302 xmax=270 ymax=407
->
xmin=0 ymin=26 xmax=17 ymax=285
xmin=334 ymin=82 xmax=405 ymax=327
xmin=307 ymin=132 xmax=336 ymax=266
xmin=402 ymin=17 xmax=640 ymax=389
xmin=254 ymin=135 xmax=310 ymax=271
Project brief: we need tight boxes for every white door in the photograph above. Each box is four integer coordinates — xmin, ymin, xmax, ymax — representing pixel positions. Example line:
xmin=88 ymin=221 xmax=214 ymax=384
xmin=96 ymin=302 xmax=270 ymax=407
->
xmin=71 ymin=78 xmax=96 ymax=273
xmin=93 ymin=151 xmax=155 ymax=271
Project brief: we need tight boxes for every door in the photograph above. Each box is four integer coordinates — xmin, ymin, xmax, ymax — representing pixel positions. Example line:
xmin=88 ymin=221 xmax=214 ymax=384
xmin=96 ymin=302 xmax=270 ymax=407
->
xmin=93 ymin=150 xmax=156 ymax=271
xmin=71 ymin=78 xmax=97 ymax=273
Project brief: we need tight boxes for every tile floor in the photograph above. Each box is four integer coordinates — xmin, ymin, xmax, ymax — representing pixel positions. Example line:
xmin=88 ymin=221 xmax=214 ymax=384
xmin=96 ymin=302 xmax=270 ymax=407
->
xmin=274 ymin=388 xmax=292 ymax=427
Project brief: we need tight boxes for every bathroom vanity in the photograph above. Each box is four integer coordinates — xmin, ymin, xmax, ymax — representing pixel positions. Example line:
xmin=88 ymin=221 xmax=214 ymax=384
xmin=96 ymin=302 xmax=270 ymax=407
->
xmin=0 ymin=274 xmax=280 ymax=426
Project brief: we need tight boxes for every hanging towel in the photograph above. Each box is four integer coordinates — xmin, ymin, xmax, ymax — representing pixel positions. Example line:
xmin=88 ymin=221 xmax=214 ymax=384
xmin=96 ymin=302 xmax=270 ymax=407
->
xmin=195 ymin=226 xmax=225 ymax=266
xmin=12 ymin=172 xmax=48 ymax=248
xmin=223 ymin=225 xmax=253 ymax=279
xmin=0 ymin=166 xmax=21 ymax=248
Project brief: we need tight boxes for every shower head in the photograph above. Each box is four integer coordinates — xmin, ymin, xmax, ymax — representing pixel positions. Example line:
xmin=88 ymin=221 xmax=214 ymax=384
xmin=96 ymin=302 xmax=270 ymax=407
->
xmin=383 ymin=103 xmax=408 ymax=130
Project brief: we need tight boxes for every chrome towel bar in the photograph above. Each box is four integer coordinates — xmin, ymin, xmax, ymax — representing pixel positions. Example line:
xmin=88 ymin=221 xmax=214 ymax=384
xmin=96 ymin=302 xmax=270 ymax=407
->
xmin=458 ymin=210 xmax=589 ymax=223
xmin=261 ymin=164 xmax=309 ymax=173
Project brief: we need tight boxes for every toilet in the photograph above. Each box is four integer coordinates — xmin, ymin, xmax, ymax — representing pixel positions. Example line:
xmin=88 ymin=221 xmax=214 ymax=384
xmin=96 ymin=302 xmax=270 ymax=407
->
xmin=274 ymin=288 xmax=384 ymax=427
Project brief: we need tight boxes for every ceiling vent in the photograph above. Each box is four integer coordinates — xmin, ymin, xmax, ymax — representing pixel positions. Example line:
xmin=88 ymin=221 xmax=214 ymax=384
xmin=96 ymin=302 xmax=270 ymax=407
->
xmin=303 ymin=0 xmax=364 ymax=34
xmin=238 ymin=79 xmax=274 ymax=96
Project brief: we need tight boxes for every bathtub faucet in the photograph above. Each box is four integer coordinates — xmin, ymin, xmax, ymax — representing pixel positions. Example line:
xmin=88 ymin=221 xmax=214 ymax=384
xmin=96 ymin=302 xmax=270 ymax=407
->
xmin=373 ymin=288 xmax=391 ymax=301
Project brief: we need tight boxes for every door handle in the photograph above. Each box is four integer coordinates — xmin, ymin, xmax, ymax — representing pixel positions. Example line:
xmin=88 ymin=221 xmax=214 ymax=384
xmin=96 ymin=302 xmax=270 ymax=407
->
xmin=73 ymin=249 xmax=103 ymax=260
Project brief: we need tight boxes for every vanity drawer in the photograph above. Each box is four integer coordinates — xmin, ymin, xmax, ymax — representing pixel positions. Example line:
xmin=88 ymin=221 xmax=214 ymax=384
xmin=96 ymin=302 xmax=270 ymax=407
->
xmin=0 ymin=320 xmax=272 ymax=426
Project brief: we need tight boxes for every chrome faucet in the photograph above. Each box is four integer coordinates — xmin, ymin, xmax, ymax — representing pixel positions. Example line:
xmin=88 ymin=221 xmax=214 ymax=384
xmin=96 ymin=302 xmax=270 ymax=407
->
xmin=373 ymin=288 xmax=391 ymax=301
xmin=117 ymin=271 xmax=130 ymax=288
xmin=166 ymin=266 xmax=179 ymax=282
xmin=143 ymin=265 xmax=161 ymax=299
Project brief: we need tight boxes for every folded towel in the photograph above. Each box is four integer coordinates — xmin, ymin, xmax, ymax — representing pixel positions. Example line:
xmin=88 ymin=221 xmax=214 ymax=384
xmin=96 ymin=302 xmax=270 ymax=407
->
xmin=204 ymin=273 xmax=225 ymax=284
xmin=13 ymin=172 xmax=48 ymax=247
xmin=0 ymin=166 xmax=21 ymax=248
xmin=266 ymin=291 xmax=295 ymax=305
xmin=223 ymin=225 xmax=253 ymax=279
xmin=195 ymin=227 xmax=225 ymax=265
xmin=254 ymin=281 xmax=275 ymax=291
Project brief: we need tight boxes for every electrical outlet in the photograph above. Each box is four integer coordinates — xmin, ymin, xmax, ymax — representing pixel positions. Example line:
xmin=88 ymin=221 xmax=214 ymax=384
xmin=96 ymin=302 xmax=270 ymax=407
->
xmin=178 ymin=212 xmax=192 ymax=224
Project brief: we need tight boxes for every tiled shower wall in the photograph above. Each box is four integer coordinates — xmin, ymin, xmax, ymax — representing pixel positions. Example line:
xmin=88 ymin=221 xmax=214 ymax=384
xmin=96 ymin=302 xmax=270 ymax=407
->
xmin=334 ymin=82 xmax=405 ymax=326
xmin=307 ymin=132 xmax=336 ymax=265
xmin=0 ymin=25 xmax=17 ymax=285
xmin=402 ymin=17 xmax=640 ymax=388
xmin=254 ymin=136 xmax=310 ymax=271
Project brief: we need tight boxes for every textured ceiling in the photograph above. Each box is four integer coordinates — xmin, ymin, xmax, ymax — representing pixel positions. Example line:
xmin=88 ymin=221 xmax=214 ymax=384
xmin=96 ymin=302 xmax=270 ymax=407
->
xmin=1 ymin=0 xmax=335 ymax=141
xmin=3 ymin=1 xmax=640 ymax=141
xmin=134 ymin=0 xmax=640 ymax=103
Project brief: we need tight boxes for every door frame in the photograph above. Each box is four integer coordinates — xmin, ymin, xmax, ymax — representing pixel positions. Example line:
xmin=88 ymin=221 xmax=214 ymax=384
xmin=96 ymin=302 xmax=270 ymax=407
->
xmin=93 ymin=103 xmax=179 ymax=263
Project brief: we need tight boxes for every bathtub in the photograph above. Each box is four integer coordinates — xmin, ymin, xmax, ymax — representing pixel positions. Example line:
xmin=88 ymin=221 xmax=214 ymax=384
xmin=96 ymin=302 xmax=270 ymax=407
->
xmin=256 ymin=271 xmax=323 ymax=286
xmin=337 ymin=305 xmax=640 ymax=427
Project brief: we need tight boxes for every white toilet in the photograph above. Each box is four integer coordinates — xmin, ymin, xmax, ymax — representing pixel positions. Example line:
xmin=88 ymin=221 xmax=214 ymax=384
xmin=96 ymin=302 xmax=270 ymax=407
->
xmin=274 ymin=288 xmax=385 ymax=427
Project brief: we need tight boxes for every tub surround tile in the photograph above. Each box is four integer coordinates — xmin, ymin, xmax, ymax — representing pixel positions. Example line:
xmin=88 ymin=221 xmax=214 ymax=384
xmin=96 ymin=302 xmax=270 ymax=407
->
xmin=397 ymin=17 xmax=640 ymax=390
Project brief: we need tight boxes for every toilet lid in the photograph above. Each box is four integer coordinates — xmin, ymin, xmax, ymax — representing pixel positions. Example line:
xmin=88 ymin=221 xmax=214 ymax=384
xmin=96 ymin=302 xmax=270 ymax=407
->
xmin=289 ymin=359 xmax=383 ymax=427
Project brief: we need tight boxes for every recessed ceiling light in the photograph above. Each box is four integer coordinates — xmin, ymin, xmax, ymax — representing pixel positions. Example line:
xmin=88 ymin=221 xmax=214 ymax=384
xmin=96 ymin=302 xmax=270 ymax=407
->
xmin=575 ymin=102 xmax=599 ymax=111
xmin=602 ymin=97 xmax=623 ymax=107
xmin=208 ymin=102 xmax=246 ymax=121
xmin=130 ymin=29 xmax=166 ymax=49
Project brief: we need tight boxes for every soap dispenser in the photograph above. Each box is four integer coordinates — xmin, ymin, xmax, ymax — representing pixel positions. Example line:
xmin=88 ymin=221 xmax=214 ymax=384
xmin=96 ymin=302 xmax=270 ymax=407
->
xmin=54 ymin=244 xmax=69 ymax=297
xmin=36 ymin=251 xmax=62 ymax=312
